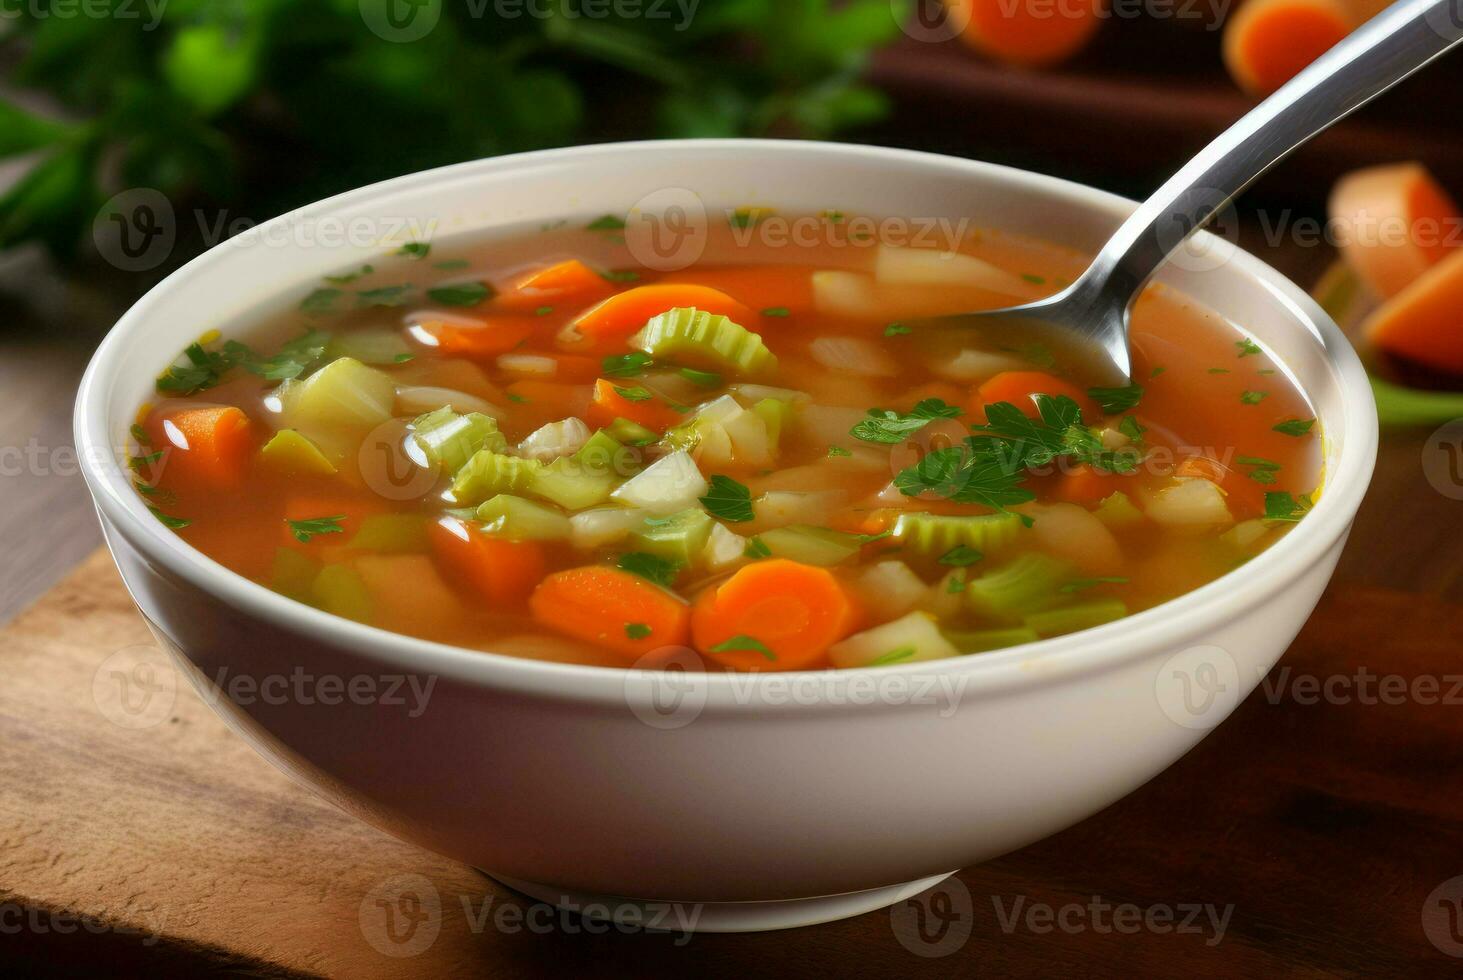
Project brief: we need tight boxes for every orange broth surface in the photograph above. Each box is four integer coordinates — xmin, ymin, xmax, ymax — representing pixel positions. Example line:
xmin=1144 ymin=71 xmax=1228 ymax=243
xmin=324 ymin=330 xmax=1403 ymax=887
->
xmin=131 ymin=216 xmax=1322 ymax=670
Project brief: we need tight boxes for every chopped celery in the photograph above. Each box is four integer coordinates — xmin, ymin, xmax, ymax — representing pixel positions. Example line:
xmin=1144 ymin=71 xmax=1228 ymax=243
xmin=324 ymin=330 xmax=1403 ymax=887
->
xmin=278 ymin=357 xmax=396 ymax=437
xmin=326 ymin=329 xmax=414 ymax=365
xmin=606 ymin=417 xmax=658 ymax=445
xmin=575 ymin=429 xmax=642 ymax=480
xmin=1024 ymin=599 xmax=1128 ymax=637
xmin=665 ymin=397 xmax=773 ymax=467
xmin=347 ymin=513 xmax=430 ymax=553
xmin=518 ymin=417 xmax=591 ymax=461
xmin=570 ymin=507 xmax=646 ymax=548
xmin=413 ymin=407 xmax=507 ymax=474
xmin=311 ymin=564 xmax=372 ymax=623
xmin=1094 ymin=491 xmax=1144 ymax=530
xmin=828 ymin=612 xmax=959 ymax=669
xmin=893 ymin=511 xmax=1023 ymax=560
xmin=630 ymin=509 xmax=714 ymax=566
xmin=942 ymin=626 xmax=1040 ymax=654
xmin=752 ymin=398 xmax=794 ymax=447
xmin=529 ymin=457 xmax=618 ymax=511
xmin=475 ymin=494 xmax=572 ymax=541
xmin=964 ymin=553 xmax=1072 ymax=620
xmin=450 ymin=450 xmax=541 ymax=506
xmin=630 ymin=307 xmax=777 ymax=377
xmin=610 ymin=450 xmax=708 ymax=514
xmin=758 ymin=525 xmax=861 ymax=566
xmin=258 ymin=429 xmax=337 ymax=476
xmin=271 ymin=548 xmax=321 ymax=601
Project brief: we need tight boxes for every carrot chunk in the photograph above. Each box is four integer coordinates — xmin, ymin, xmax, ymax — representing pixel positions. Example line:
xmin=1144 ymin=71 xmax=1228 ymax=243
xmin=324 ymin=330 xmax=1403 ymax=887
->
xmin=948 ymin=0 xmax=1103 ymax=69
xmin=423 ymin=315 xmax=536 ymax=358
xmin=429 ymin=516 xmax=546 ymax=606
xmin=973 ymin=371 xmax=1100 ymax=421
xmin=690 ymin=559 xmax=858 ymax=671
xmin=1053 ymin=464 xmax=1133 ymax=505
xmin=1329 ymin=162 xmax=1462 ymax=299
xmin=586 ymin=378 xmax=683 ymax=433
xmin=1361 ymin=247 xmax=1463 ymax=375
xmin=530 ymin=566 xmax=691 ymax=661
xmin=661 ymin=266 xmax=814 ymax=315
xmin=1223 ymin=0 xmax=1354 ymax=96
xmin=566 ymin=285 xmax=756 ymax=352
xmin=150 ymin=405 xmax=256 ymax=489
xmin=497 ymin=259 xmax=615 ymax=313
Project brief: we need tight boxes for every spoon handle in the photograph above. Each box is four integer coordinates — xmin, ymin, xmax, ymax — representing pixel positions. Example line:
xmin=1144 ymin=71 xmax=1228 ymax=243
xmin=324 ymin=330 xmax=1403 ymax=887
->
xmin=1083 ymin=0 xmax=1463 ymax=307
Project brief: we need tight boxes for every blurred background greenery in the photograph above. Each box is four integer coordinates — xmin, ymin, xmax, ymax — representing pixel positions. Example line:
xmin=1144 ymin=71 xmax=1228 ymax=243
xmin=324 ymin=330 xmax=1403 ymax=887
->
xmin=0 ymin=0 xmax=905 ymax=256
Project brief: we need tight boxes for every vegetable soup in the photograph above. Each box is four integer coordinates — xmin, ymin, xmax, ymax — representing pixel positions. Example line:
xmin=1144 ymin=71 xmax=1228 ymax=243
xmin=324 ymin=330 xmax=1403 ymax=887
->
xmin=129 ymin=215 xmax=1321 ymax=671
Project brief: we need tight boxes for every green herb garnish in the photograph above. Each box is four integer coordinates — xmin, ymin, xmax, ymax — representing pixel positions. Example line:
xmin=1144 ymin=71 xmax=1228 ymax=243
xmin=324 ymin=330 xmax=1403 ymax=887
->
xmin=870 ymin=646 xmax=917 ymax=666
xmin=613 ymin=385 xmax=653 ymax=402
xmin=946 ymin=574 xmax=968 ymax=594
xmin=299 ymin=287 xmax=343 ymax=315
xmin=617 ymin=552 xmax=682 ymax=588
xmin=324 ymin=264 xmax=374 ymax=284
xmin=602 ymin=352 xmax=653 ymax=378
xmin=427 ymin=282 xmax=492 ymax=307
xmin=744 ymin=536 xmax=772 ymax=559
xmin=1236 ymin=338 xmax=1262 ymax=358
xmin=433 ymin=259 xmax=470 ymax=271
xmin=600 ymin=269 xmax=641 ymax=283
xmin=1263 ymin=491 xmax=1312 ymax=523
xmin=850 ymin=398 xmax=962 ymax=444
xmin=587 ymin=214 xmax=627 ymax=231
xmin=1240 ymin=390 xmax=1269 ymax=405
xmin=625 ymin=623 xmax=653 ymax=640
xmin=679 ymin=367 xmax=721 ymax=387
xmin=1087 ymin=383 xmax=1143 ymax=414
xmin=1118 ymin=416 xmax=1146 ymax=441
xmin=130 ymin=423 xmax=151 ymax=446
xmin=396 ymin=242 xmax=431 ymax=259
xmin=1020 ymin=273 xmax=1046 ymax=285
xmin=242 ymin=329 xmax=329 ymax=381
xmin=148 ymin=507 xmax=191 ymax=530
xmin=358 ymin=284 xmax=414 ymax=307
xmin=827 ymin=446 xmax=852 ymax=458
xmin=883 ymin=322 xmax=911 ymax=337
xmin=762 ymin=307 xmax=791 ymax=318
xmin=1208 ymin=368 xmax=1231 ymax=375
xmin=287 ymin=515 xmax=346 ymax=543
xmin=1273 ymin=418 xmax=1315 ymax=437
xmin=709 ymin=634 xmax=776 ymax=661
xmin=971 ymin=395 xmax=1140 ymax=475
xmin=700 ymin=475 xmax=755 ymax=523
xmin=535 ymin=306 xmax=555 ymax=316
xmin=938 ymin=545 xmax=983 ymax=567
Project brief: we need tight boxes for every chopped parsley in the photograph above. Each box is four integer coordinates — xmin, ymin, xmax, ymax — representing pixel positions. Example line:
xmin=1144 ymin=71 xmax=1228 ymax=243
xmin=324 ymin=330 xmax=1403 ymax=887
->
xmin=155 ymin=341 xmax=241 ymax=395
xmin=892 ymin=442 xmax=1034 ymax=512
xmin=148 ymin=507 xmax=191 ymax=530
xmin=870 ymin=646 xmax=917 ymax=666
xmin=743 ymin=536 xmax=772 ymax=559
xmin=617 ymin=552 xmax=682 ymax=588
xmin=853 ymin=528 xmax=893 ymax=545
xmin=1236 ymin=455 xmax=1282 ymax=484
xmin=1118 ymin=416 xmax=1146 ymax=441
xmin=884 ymin=322 xmax=911 ymax=337
xmin=1263 ymin=491 xmax=1312 ymax=523
xmin=971 ymin=395 xmax=1140 ymax=474
xmin=938 ymin=545 xmax=983 ymax=567
xmin=602 ymin=352 xmax=653 ymax=377
xmin=507 ymin=393 xmax=528 ymax=404
xmin=762 ymin=307 xmax=791 ymax=318
xmin=946 ymin=574 xmax=968 ymax=594
xmin=128 ymin=450 xmax=163 ymax=472
xmin=1061 ymin=577 xmax=1130 ymax=594
xmin=625 ymin=623 xmax=653 ymax=640
xmin=1087 ymin=383 xmax=1143 ymax=414
xmin=242 ymin=329 xmax=330 ymax=381
xmin=287 ymin=515 xmax=346 ymax=543
xmin=586 ymin=214 xmax=627 ymax=231
xmin=1150 ymin=366 xmax=1167 ymax=379
xmin=827 ymin=446 xmax=852 ymax=458
xmin=709 ymin=634 xmax=776 ymax=661
xmin=1208 ymin=368 xmax=1231 ymax=375
xmin=700 ymin=475 xmax=755 ymax=523
xmin=426 ymin=282 xmax=492 ymax=307
xmin=850 ymin=398 xmax=962 ymax=444
xmin=679 ymin=367 xmax=721 ymax=387
xmin=1273 ymin=418 xmax=1315 ymax=437
xmin=129 ymin=423 xmax=151 ymax=445
xmin=613 ymin=385 xmax=653 ymax=402
xmin=535 ymin=306 xmax=555 ymax=317
xmin=1236 ymin=338 xmax=1262 ymax=358
xmin=1240 ymin=390 xmax=1269 ymax=405
xmin=729 ymin=208 xmax=763 ymax=229
xmin=357 ymin=284 xmax=414 ymax=307
xmin=600 ymin=269 xmax=641 ymax=283
xmin=396 ymin=242 xmax=431 ymax=259
xmin=299 ymin=287 xmax=343 ymax=315
xmin=1020 ymin=273 xmax=1046 ymax=285
xmin=324 ymin=264 xmax=374 ymax=284
xmin=433 ymin=259 xmax=470 ymax=271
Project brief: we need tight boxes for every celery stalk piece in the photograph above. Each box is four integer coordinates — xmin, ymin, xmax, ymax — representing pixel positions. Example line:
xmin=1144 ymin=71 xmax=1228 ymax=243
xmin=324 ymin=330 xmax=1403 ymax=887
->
xmin=964 ymin=553 xmax=1072 ymax=620
xmin=575 ymin=429 xmax=642 ymax=481
xmin=942 ymin=626 xmax=1041 ymax=654
xmin=630 ymin=509 xmax=714 ymax=566
xmin=1023 ymin=599 xmax=1128 ymax=637
xmin=610 ymin=450 xmax=707 ymax=514
xmin=630 ymin=307 xmax=777 ymax=377
xmin=758 ymin=525 xmax=861 ymax=566
xmin=751 ymin=398 xmax=794 ymax=448
xmin=347 ymin=513 xmax=431 ymax=554
xmin=606 ymin=417 xmax=658 ymax=446
xmin=828 ymin=612 xmax=960 ymax=669
xmin=1094 ymin=490 xmax=1144 ymax=530
xmin=311 ymin=564 xmax=372 ymax=623
xmin=258 ymin=429 xmax=337 ymax=476
xmin=570 ymin=507 xmax=647 ymax=549
xmin=892 ymin=511 xmax=1023 ymax=559
xmin=529 ymin=456 xmax=618 ymax=511
xmin=475 ymin=494 xmax=572 ymax=541
xmin=277 ymin=356 xmax=396 ymax=453
xmin=450 ymin=450 xmax=542 ymax=507
xmin=413 ymin=407 xmax=507 ymax=474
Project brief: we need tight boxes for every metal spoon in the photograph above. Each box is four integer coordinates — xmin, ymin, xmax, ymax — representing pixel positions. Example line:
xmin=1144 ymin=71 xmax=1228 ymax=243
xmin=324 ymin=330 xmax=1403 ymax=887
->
xmin=932 ymin=0 xmax=1463 ymax=385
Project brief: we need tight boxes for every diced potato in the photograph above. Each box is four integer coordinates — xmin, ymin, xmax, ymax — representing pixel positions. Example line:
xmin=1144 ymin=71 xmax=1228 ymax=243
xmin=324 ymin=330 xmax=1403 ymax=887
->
xmin=809 ymin=336 xmax=898 ymax=377
xmin=1028 ymin=502 xmax=1124 ymax=576
xmin=874 ymin=244 xmax=1035 ymax=296
xmin=851 ymin=561 xmax=929 ymax=621
xmin=828 ymin=612 xmax=959 ymax=669
xmin=934 ymin=348 xmax=1029 ymax=383
xmin=396 ymin=385 xmax=501 ymax=418
xmin=1143 ymin=478 xmax=1234 ymax=529
xmin=258 ymin=429 xmax=337 ymax=476
xmin=748 ymin=489 xmax=848 ymax=532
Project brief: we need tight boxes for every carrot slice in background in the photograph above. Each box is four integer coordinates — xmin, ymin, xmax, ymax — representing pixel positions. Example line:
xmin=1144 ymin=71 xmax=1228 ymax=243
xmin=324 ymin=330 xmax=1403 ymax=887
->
xmin=1053 ymin=464 xmax=1134 ymax=506
xmin=280 ymin=495 xmax=386 ymax=548
xmin=429 ymin=516 xmax=546 ymax=606
xmin=1329 ymin=162 xmax=1462 ymax=299
xmin=497 ymin=259 xmax=615 ymax=313
xmin=1223 ymin=0 xmax=1354 ymax=96
xmin=565 ymin=285 xmax=756 ymax=352
xmin=147 ymin=405 xmax=256 ymax=489
xmin=690 ymin=559 xmax=858 ymax=671
xmin=661 ymin=266 xmax=814 ymax=315
xmin=422 ymin=315 xmax=537 ymax=358
xmin=948 ymin=0 xmax=1104 ymax=69
xmin=530 ymin=566 xmax=690 ymax=661
xmin=503 ymin=379 xmax=592 ymax=427
xmin=586 ymin=378 xmax=683 ymax=432
xmin=972 ymin=371 xmax=1100 ymax=421
xmin=1361 ymin=247 xmax=1463 ymax=375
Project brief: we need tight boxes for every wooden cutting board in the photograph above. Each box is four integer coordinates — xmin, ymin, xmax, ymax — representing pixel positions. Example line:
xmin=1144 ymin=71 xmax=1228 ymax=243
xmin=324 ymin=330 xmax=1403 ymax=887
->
xmin=3 ymin=550 xmax=1462 ymax=976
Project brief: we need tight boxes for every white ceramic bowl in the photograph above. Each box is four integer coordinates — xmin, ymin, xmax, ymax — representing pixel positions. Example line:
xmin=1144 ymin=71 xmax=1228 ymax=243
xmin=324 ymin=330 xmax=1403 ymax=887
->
xmin=74 ymin=140 xmax=1377 ymax=932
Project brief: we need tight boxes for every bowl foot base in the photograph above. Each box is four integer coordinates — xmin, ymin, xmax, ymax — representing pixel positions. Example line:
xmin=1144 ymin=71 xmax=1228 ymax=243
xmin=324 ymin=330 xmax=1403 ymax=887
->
xmin=486 ymin=870 xmax=958 ymax=933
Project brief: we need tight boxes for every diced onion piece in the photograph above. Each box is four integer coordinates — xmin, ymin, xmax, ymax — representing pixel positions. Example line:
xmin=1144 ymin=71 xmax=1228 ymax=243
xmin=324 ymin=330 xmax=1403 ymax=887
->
xmin=797 ymin=405 xmax=867 ymax=451
xmin=875 ymin=244 xmax=1034 ymax=295
xmin=851 ymin=561 xmax=929 ymax=621
xmin=811 ymin=270 xmax=879 ymax=318
xmin=518 ymin=417 xmax=591 ymax=462
xmin=810 ymin=336 xmax=898 ymax=378
xmin=749 ymin=489 xmax=847 ymax=532
xmin=570 ymin=507 xmax=647 ymax=549
xmin=733 ymin=383 xmax=812 ymax=404
xmin=610 ymin=450 xmax=708 ymax=514
xmin=828 ymin=612 xmax=959 ymax=669
xmin=1099 ymin=427 xmax=1131 ymax=450
xmin=395 ymin=385 xmax=501 ymax=418
xmin=703 ymin=522 xmax=748 ymax=571
xmin=1221 ymin=518 xmax=1274 ymax=554
xmin=1027 ymin=502 xmax=1124 ymax=576
xmin=934 ymin=349 xmax=1030 ymax=383
xmin=1143 ymin=478 xmax=1234 ymax=529
xmin=497 ymin=353 xmax=559 ymax=378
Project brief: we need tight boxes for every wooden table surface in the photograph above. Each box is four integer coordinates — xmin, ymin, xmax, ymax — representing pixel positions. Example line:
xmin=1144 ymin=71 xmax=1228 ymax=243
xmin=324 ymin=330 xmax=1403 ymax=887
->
xmin=2 ymin=153 xmax=1461 ymax=974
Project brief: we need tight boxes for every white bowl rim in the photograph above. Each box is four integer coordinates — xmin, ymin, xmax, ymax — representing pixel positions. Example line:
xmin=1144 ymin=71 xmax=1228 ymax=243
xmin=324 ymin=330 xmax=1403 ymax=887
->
xmin=74 ymin=138 xmax=1379 ymax=705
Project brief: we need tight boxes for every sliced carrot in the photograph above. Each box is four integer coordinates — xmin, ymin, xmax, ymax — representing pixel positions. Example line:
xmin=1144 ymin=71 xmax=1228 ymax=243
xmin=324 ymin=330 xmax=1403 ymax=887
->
xmin=565 ymin=285 xmax=756 ymax=353
xmin=690 ymin=559 xmax=858 ymax=672
xmin=1053 ymin=464 xmax=1134 ymax=505
xmin=429 ymin=516 xmax=546 ymax=606
xmin=497 ymin=259 xmax=615 ymax=313
xmin=948 ymin=0 xmax=1103 ymax=69
xmin=423 ymin=315 xmax=536 ymax=358
xmin=281 ymin=495 xmax=386 ymax=548
xmin=1329 ymin=162 xmax=1462 ymax=299
xmin=354 ymin=554 xmax=464 ymax=636
xmin=148 ymin=405 xmax=256 ymax=489
xmin=548 ymin=354 xmax=601 ymax=384
xmin=661 ymin=265 xmax=814 ymax=315
xmin=586 ymin=378 xmax=683 ymax=433
xmin=503 ymin=379 xmax=592 ymax=423
xmin=1223 ymin=0 xmax=1354 ymax=96
xmin=1361 ymin=246 xmax=1463 ymax=374
xmin=973 ymin=371 xmax=1100 ymax=422
xmin=529 ymin=566 xmax=691 ymax=661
